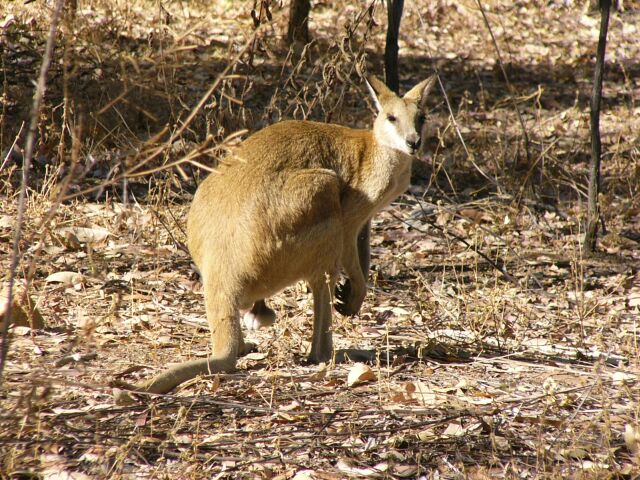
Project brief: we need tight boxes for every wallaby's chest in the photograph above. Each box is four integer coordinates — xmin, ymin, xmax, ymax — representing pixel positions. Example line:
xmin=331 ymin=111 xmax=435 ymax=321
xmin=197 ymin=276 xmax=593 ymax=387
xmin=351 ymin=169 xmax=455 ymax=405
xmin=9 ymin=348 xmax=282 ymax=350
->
xmin=362 ymin=153 xmax=412 ymax=210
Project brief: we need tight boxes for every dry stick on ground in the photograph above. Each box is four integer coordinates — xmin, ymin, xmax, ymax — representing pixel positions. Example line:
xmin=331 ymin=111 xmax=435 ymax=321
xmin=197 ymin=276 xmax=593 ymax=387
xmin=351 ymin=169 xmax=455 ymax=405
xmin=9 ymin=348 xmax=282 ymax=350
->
xmin=0 ymin=0 xmax=65 ymax=385
xmin=402 ymin=194 xmax=521 ymax=287
xmin=410 ymin=197 xmax=540 ymax=287
xmin=584 ymin=0 xmax=612 ymax=254
xmin=475 ymin=0 xmax=532 ymax=174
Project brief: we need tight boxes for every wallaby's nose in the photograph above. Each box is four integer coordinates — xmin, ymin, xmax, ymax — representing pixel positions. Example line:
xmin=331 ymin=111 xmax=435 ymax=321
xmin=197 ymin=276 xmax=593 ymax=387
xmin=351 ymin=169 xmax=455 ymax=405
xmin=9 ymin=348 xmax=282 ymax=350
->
xmin=407 ymin=137 xmax=421 ymax=152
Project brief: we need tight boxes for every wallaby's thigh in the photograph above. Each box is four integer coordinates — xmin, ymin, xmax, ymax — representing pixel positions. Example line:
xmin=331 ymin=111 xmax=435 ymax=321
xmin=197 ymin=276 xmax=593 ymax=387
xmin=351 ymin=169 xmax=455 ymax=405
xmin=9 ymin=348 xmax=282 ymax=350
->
xmin=246 ymin=168 xmax=345 ymax=295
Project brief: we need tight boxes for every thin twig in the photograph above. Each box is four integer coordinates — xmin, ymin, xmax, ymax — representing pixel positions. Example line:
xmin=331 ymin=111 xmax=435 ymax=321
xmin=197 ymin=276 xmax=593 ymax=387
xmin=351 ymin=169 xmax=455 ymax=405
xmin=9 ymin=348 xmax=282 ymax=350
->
xmin=0 ymin=0 xmax=65 ymax=385
xmin=475 ymin=0 xmax=532 ymax=169
xmin=0 ymin=122 xmax=25 ymax=171
xmin=436 ymin=74 xmax=497 ymax=187
xmin=411 ymin=6 xmax=497 ymax=188
xmin=397 ymin=194 xmax=521 ymax=287
xmin=56 ymin=31 xmax=261 ymax=204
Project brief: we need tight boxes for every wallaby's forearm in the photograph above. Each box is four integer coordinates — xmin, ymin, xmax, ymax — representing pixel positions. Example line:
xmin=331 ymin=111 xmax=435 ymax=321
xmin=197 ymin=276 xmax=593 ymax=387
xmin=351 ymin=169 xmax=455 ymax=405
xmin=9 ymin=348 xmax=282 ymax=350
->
xmin=357 ymin=221 xmax=371 ymax=277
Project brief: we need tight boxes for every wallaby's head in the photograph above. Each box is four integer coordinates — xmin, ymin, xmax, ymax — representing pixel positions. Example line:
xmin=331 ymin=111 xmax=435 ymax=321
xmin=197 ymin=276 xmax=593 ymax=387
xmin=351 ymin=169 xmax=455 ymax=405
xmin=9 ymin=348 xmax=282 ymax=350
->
xmin=366 ymin=75 xmax=436 ymax=156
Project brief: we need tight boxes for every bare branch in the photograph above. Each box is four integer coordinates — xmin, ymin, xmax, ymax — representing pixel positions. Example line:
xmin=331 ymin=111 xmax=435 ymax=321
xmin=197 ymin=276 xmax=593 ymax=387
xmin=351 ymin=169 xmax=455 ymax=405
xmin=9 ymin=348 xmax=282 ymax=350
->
xmin=0 ymin=0 xmax=65 ymax=385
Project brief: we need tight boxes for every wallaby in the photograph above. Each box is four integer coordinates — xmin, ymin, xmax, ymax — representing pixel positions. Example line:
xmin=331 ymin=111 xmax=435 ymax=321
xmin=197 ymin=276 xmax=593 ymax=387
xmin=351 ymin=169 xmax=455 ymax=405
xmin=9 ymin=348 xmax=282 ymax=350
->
xmin=114 ymin=74 xmax=436 ymax=404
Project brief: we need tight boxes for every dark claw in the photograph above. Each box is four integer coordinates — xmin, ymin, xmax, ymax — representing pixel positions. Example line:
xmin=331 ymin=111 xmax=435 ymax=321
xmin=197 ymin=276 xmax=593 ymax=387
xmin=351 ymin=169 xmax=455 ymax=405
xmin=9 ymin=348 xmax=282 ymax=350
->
xmin=334 ymin=279 xmax=353 ymax=316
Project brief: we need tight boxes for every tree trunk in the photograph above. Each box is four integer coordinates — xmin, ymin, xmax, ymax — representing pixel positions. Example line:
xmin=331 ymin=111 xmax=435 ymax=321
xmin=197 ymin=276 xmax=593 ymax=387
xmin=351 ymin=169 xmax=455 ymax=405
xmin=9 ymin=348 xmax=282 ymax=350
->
xmin=584 ymin=0 xmax=611 ymax=254
xmin=384 ymin=0 xmax=403 ymax=93
xmin=287 ymin=0 xmax=310 ymax=46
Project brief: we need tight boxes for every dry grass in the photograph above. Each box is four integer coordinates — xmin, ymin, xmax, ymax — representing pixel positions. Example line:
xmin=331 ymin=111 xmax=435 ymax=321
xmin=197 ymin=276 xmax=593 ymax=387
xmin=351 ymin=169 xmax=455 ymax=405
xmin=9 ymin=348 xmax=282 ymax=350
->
xmin=1 ymin=0 xmax=640 ymax=478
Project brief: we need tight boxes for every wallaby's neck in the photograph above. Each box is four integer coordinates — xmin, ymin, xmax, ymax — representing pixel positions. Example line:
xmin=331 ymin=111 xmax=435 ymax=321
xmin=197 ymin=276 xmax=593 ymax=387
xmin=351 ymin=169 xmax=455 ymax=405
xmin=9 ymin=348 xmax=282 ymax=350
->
xmin=370 ymin=131 xmax=414 ymax=169
xmin=352 ymin=131 xmax=413 ymax=203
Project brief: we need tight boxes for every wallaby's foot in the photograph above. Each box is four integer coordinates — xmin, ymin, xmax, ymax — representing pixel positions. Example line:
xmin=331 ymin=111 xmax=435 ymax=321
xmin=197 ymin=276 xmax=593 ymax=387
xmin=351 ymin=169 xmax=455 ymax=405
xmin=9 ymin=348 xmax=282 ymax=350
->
xmin=239 ymin=340 xmax=258 ymax=356
xmin=334 ymin=279 xmax=365 ymax=316
xmin=306 ymin=351 xmax=332 ymax=364
xmin=242 ymin=300 xmax=276 ymax=330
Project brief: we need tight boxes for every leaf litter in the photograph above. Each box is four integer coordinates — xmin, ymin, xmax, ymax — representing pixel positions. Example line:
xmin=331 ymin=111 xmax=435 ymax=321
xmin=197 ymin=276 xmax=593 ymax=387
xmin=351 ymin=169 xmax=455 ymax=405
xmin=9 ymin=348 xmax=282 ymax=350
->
xmin=1 ymin=0 xmax=640 ymax=478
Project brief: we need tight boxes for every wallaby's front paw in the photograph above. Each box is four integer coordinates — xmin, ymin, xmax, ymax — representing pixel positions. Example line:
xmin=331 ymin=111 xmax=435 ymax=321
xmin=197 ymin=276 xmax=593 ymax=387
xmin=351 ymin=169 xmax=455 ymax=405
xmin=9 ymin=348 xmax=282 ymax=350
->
xmin=334 ymin=279 xmax=352 ymax=315
xmin=334 ymin=280 xmax=363 ymax=316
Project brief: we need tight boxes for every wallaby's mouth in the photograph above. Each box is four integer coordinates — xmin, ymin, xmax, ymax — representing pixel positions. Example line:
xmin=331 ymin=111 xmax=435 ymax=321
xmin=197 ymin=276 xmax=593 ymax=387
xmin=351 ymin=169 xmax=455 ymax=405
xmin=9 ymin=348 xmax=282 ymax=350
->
xmin=406 ymin=137 xmax=421 ymax=155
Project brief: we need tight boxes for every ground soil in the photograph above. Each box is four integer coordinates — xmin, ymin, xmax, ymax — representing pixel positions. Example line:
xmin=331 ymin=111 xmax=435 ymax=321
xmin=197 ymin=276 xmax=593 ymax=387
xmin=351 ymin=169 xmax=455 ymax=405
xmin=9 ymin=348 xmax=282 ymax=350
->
xmin=1 ymin=1 xmax=640 ymax=478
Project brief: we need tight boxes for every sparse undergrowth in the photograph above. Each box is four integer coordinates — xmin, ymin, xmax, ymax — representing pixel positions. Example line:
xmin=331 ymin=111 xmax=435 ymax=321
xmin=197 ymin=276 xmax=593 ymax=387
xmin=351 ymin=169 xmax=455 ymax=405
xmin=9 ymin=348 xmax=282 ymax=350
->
xmin=1 ymin=0 xmax=640 ymax=478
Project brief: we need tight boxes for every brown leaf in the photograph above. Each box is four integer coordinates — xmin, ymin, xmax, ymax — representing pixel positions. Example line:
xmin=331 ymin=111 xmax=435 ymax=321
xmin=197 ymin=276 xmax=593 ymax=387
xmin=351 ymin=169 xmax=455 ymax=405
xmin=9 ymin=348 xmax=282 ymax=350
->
xmin=59 ymin=226 xmax=110 ymax=244
xmin=45 ymin=271 xmax=85 ymax=286
xmin=347 ymin=363 xmax=376 ymax=387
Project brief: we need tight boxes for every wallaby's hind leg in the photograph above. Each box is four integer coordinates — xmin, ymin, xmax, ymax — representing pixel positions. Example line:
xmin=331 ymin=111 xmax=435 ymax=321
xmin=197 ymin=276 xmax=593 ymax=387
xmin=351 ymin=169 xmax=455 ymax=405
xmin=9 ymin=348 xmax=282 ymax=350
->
xmin=308 ymin=275 xmax=336 ymax=363
xmin=203 ymin=283 xmax=244 ymax=365
xmin=114 ymin=285 xmax=241 ymax=405
xmin=273 ymin=168 xmax=343 ymax=364
xmin=242 ymin=300 xmax=276 ymax=331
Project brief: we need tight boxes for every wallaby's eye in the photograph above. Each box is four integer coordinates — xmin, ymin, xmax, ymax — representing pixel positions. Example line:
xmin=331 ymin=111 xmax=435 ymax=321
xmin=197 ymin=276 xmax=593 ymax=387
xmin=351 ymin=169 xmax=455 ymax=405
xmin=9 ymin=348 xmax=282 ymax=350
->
xmin=387 ymin=114 xmax=397 ymax=123
xmin=417 ymin=114 xmax=426 ymax=125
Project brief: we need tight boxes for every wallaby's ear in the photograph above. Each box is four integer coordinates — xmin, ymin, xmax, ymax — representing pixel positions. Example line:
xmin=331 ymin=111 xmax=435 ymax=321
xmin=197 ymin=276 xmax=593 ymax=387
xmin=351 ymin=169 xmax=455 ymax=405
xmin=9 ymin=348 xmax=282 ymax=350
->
xmin=366 ymin=75 xmax=394 ymax=112
xmin=403 ymin=75 xmax=437 ymax=109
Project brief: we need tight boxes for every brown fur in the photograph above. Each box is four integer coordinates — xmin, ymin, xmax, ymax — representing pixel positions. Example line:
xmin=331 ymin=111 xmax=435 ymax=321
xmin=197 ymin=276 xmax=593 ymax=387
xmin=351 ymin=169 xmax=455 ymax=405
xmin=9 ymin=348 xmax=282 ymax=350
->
xmin=114 ymin=75 xmax=436 ymax=404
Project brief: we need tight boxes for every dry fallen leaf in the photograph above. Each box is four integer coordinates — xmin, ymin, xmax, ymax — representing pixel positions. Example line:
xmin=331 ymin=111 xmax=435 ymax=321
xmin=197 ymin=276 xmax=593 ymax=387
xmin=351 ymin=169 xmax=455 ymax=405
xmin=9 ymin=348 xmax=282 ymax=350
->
xmin=59 ymin=225 xmax=110 ymax=244
xmin=393 ymin=464 xmax=418 ymax=478
xmin=459 ymin=207 xmax=491 ymax=224
xmin=45 ymin=271 xmax=85 ymax=286
xmin=336 ymin=457 xmax=389 ymax=477
xmin=308 ymin=363 xmax=328 ymax=381
xmin=245 ymin=352 xmax=267 ymax=361
xmin=290 ymin=471 xmax=313 ymax=480
xmin=613 ymin=371 xmax=636 ymax=386
xmin=347 ymin=363 xmax=376 ymax=387
xmin=442 ymin=422 xmax=466 ymax=438
xmin=0 ymin=215 xmax=13 ymax=229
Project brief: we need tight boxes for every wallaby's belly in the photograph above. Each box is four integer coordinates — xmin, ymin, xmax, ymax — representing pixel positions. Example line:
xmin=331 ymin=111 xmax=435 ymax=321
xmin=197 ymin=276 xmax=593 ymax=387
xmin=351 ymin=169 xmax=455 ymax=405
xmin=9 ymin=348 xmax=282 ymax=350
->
xmin=239 ymin=230 xmax=340 ymax=304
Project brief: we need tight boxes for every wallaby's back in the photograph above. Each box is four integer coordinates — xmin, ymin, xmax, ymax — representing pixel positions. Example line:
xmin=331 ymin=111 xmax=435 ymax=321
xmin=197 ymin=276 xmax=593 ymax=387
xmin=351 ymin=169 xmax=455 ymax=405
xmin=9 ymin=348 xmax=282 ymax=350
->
xmin=236 ymin=120 xmax=372 ymax=180
xmin=187 ymin=120 xmax=372 ymax=274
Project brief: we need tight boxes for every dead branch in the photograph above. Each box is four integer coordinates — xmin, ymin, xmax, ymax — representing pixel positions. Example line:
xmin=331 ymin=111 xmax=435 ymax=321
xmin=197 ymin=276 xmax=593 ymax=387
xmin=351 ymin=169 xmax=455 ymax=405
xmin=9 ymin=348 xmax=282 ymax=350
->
xmin=476 ymin=0 xmax=532 ymax=172
xmin=584 ymin=0 xmax=612 ymax=254
xmin=0 ymin=0 xmax=65 ymax=385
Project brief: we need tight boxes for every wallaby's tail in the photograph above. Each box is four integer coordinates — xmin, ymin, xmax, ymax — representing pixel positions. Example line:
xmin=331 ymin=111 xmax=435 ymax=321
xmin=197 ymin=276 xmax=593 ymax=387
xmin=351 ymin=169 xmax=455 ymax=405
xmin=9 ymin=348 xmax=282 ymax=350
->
xmin=112 ymin=355 xmax=236 ymax=405
xmin=113 ymin=288 xmax=240 ymax=405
